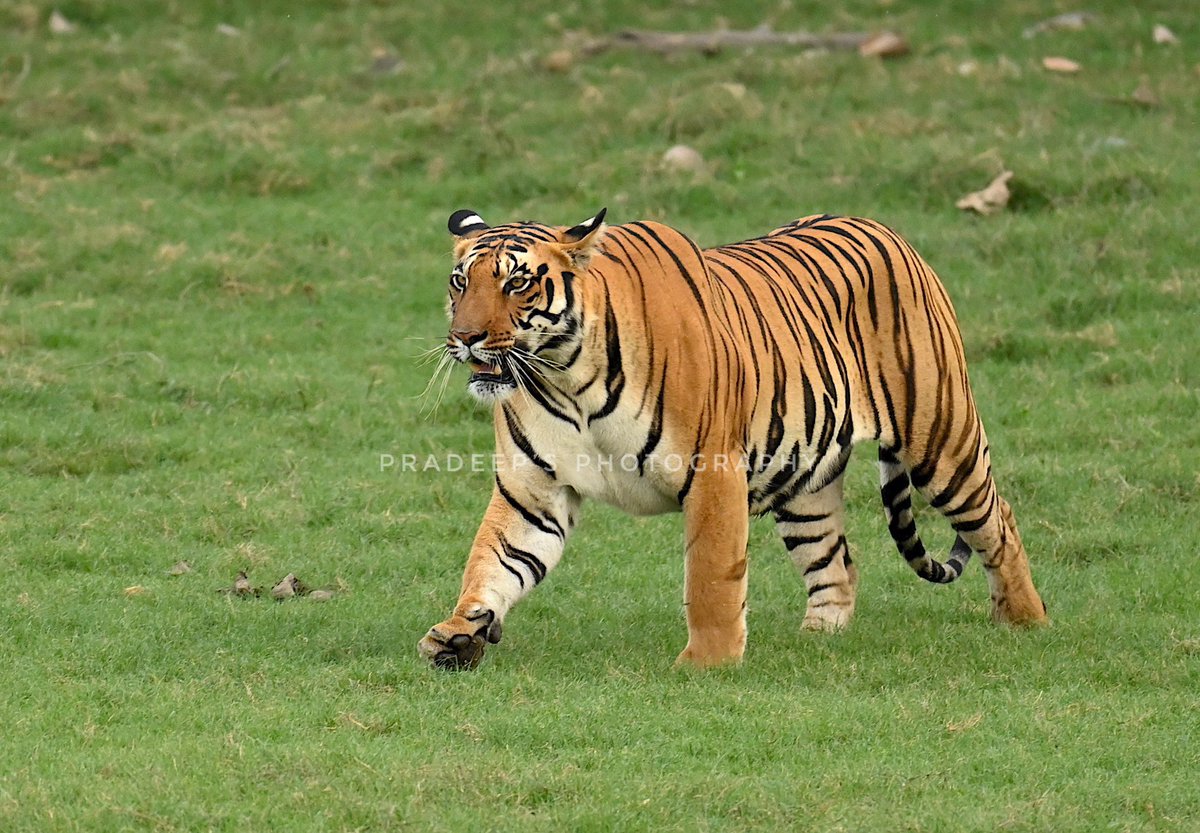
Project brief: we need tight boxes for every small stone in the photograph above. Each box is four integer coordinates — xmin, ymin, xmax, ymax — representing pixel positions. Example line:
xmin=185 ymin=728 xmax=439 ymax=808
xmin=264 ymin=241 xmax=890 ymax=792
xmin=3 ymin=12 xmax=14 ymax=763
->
xmin=309 ymin=590 xmax=334 ymax=602
xmin=1152 ymin=24 xmax=1178 ymax=46
xmin=216 ymin=23 xmax=241 ymax=37
xmin=48 ymin=9 xmax=75 ymax=34
xmin=661 ymin=144 xmax=705 ymax=173
xmin=167 ymin=560 xmax=192 ymax=576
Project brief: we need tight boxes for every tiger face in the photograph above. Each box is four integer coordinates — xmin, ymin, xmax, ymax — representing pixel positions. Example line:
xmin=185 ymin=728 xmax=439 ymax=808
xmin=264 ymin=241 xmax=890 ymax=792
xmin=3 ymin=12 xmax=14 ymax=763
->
xmin=445 ymin=208 xmax=607 ymax=402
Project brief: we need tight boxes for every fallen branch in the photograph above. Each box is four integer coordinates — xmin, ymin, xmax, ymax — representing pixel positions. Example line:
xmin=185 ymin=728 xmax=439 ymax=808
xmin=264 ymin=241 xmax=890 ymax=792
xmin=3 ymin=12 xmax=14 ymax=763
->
xmin=582 ymin=27 xmax=904 ymax=57
xmin=0 ymin=53 xmax=32 ymax=101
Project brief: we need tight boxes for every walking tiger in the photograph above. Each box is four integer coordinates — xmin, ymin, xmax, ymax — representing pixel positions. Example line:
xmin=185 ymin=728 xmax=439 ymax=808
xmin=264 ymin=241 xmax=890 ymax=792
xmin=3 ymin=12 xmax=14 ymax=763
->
xmin=418 ymin=208 xmax=1046 ymax=669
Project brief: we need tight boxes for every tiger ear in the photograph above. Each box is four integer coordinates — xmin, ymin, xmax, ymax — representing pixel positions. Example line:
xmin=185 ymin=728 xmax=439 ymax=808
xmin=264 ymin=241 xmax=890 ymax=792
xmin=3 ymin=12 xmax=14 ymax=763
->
xmin=449 ymin=209 xmax=489 ymax=258
xmin=558 ymin=207 xmax=607 ymax=268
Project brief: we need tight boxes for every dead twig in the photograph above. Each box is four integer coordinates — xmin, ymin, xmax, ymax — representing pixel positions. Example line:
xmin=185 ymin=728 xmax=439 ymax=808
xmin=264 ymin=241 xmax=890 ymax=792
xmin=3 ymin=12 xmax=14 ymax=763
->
xmin=0 ymin=53 xmax=32 ymax=100
xmin=581 ymin=27 xmax=899 ymax=57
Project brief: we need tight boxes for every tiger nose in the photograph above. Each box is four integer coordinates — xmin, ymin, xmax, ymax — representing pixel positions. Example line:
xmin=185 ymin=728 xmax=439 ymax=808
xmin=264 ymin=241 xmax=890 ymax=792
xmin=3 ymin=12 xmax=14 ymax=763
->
xmin=451 ymin=329 xmax=487 ymax=347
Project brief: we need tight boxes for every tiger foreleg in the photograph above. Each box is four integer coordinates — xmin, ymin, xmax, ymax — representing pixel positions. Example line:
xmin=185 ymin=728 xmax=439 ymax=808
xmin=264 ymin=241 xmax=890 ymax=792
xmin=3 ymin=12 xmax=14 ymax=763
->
xmin=418 ymin=476 xmax=576 ymax=669
xmin=675 ymin=469 xmax=751 ymax=668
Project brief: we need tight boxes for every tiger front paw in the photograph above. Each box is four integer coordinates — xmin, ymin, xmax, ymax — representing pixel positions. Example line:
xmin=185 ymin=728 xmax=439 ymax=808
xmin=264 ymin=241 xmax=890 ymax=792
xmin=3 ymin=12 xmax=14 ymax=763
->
xmin=417 ymin=608 xmax=502 ymax=670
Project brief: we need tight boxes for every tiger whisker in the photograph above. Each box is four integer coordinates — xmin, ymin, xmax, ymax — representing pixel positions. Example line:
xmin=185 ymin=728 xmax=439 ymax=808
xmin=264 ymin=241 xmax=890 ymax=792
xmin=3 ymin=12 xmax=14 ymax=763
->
xmin=418 ymin=353 xmax=456 ymax=417
xmin=416 ymin=352 xmax=450 ymax=400
xmin=503 ymin=353 xmax=538 ymax=411
xmin=414 ymin=343 xmax=450 ymax=366
xmin=429 ymin=354 xmax=457 ymax=416
xmin=511 ymin=346 xmax=567 ymax=373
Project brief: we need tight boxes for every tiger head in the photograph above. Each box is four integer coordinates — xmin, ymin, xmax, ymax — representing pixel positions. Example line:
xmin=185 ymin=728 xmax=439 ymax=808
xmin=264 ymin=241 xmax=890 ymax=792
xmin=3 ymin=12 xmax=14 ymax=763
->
xmin=444 ymin=208 xmax=607 ymax=402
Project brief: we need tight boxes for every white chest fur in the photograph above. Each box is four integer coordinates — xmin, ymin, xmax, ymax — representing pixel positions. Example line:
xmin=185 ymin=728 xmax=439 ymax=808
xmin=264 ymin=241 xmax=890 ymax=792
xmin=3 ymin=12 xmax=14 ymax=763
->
xmin=512 ymin=406 xmax=680 ymax=516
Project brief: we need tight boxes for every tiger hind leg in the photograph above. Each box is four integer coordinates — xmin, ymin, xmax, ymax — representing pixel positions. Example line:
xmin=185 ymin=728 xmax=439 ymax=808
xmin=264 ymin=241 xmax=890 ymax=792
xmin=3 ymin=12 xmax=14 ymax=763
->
xmin=774 ymin=474 xmax=858 ymax=632
xmin=903 ymin=444 xmax=1047 ymax=626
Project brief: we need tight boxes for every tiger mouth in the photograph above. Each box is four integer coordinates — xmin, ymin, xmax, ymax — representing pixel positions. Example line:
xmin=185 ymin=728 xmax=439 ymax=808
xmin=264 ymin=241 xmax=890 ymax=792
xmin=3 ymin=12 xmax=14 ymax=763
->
xmin=468 ymin=359 xmax=515 ymax=386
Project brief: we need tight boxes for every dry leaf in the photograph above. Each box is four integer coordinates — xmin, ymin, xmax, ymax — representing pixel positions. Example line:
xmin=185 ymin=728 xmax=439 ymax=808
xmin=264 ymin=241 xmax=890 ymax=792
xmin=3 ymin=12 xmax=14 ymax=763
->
xmin=1023 ymin=12 xmax=1096 ymax=38
xmin=721 ymin=82 xmax=747 ymax=100
xmin=956 ymin=171 xmax=1013 ymax=215
xmin=368 ymin=49 xmax=404 ymax=76
xmin=997 ymin=55 xmax=1022 ymax=78
xmin=234 ymin=570 xmax=254 ymax=594
xmin=270 ymin=574 xmax=297 ymax=600
xmin=156 ymin=242 xmax=188 ymax=264
xmin=541 ymin=49 xmax=575 ymax=73
xmin=946 ymin=713 xmax=984 ymax=732
xmin=124 ymin=585 xmax=149 ymax=597
xmin=48 ymin=9 xmax=75 ymax=34
xmin=167 ymin=560 xmax=192 ymax=576
xmin=1042 ymin=56 xmax=1081 ymax=73
xmin=10 ymin=5 xmax=40 ymax=30
xmin=661 ymin=144 xmax=705 ymax=173
xmin=1130 ymin=77 xmax=1158 ymax=108
xmin=270 ymin=573 xmax=309 ymax=600
xmin=1152 ymin=24 xmax=1178 ymax=46
xmin=859 ymin=31 xmax=909 ymax=58
xmin=218 ymin=570 xmax=260 ymax=597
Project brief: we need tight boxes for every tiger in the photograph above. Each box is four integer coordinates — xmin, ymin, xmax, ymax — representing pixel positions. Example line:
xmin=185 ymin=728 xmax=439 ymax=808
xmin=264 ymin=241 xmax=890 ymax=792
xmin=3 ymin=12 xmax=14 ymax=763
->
xmin=417 ymin=208 xmax=1047 ymax=669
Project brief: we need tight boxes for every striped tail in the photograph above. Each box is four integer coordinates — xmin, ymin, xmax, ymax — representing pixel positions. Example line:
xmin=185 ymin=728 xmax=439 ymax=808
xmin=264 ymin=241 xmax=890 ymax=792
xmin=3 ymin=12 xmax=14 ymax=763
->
xmin=878 ymin=447 xmax=973 ymax=584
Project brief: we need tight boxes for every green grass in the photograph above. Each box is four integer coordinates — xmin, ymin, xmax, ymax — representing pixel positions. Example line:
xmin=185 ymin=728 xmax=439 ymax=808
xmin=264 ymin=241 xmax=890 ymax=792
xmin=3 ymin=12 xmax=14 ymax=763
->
xmin=2 ymin=0 xmax=1199 ymax=830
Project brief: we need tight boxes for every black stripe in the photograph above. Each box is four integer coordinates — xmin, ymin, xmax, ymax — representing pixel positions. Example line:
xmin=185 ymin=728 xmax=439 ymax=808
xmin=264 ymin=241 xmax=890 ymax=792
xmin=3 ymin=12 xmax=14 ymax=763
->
xmin=494 ymin=549 xmax=525 ymax=589
xmin=880 ymin=473 xmax=908 ymax=507
xmin=495 ymin=477 xmax=564 ymax=540
xmin=951 ymin=513 xmax=990 ymax=534
xmin=783 ymin=534 xmax=827 ymax=549
xmin=588 ymin=289 xmax=625 ymax=423
xmin=500 ymin=538 xmax=547 ymax=584
xmin=803 ymin=540 xmax=844 ymax=575
xmin=636 ymin=356 xmax=668 ymax=474
xmin=502 ymin=406 xmax=556 ymax=476
xmin=775 ymin=509 xmax=830 ymax=524
xmin=627 ymin=222 xmax=709 ymax=317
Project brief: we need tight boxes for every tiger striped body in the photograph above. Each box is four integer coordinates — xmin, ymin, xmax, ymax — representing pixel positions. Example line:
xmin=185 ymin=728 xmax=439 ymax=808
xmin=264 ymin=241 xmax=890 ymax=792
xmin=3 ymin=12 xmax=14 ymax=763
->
xmin=418 ymin=210 xmax=1046 ymax=670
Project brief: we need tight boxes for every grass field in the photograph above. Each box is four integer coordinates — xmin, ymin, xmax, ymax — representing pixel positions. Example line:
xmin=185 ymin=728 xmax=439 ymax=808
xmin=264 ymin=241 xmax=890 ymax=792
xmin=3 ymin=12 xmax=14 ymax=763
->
xmin=2 ymin=0 xmax=1199 ymax=830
